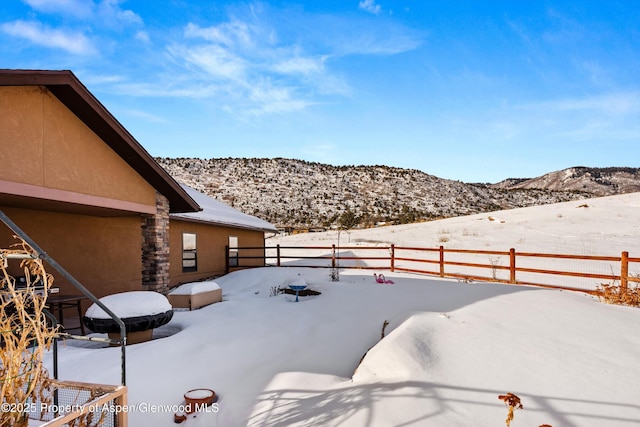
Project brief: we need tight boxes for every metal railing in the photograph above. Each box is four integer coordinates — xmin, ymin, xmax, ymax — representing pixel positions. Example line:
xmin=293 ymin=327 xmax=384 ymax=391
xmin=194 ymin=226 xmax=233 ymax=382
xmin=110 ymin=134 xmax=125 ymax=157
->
xmin=0 ymin=209 xmax=129 ymax=425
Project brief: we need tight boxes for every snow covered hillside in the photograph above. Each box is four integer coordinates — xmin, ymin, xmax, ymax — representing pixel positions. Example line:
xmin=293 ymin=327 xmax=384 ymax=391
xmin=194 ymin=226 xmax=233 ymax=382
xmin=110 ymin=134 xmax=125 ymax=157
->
xmin=156 ymin=157 xmax=596 ymax=229
xmin=272 ymin=192 xmax=640 ymax=256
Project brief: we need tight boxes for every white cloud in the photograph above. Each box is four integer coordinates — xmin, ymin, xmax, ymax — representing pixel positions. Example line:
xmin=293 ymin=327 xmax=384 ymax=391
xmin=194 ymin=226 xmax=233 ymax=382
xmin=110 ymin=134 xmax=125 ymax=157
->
xmin=97 ymin=0 xmax=143 ymax=26
xmin=112 ymin=81 xmax=220 ymax=98
xmin=0 ymin=20 xmax=95 ymax=54
xmin=167 ymin=19 xmax=336 ymax=116
xmin=168 ymin=43 xmax=247 ymax=82
xmin=82 ymin=73 xmax=126 ymax=84
xmin=135 ymin=30 xmax=150 ymax=43
xmin=523 ymin=92 xmax=640 ymax=115
xmin=185 ymin=22 xmax=230 ymax=45
xmin=120 ymin=108 xmax=167 ymax=123
xmin=184 ymin=21 xmax=252 ymax=48
xmin=122 ymin=3 xmax=419 ymax=116
xmin=272 ymin=56 xmax=327 ymax=75
xmin=246 ymin=84 xmax=314 ymax=115
xmin=359 ymin=0 xmax=381 ymax=15
xmin=22 ymin=0 xmax=143 ymax=26
xmin=305 ymin=14 xmax=424 ymax=56
xmin=23 ymin=0 xmax=94 ymax=18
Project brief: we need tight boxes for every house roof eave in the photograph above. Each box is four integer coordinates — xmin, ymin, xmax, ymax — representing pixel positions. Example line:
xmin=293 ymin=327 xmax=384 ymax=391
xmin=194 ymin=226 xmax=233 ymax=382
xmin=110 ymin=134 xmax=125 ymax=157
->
xmin=170 ymin=214 xmax=278 ymax=234
xmin=0 ymin=69 xmax=200 ymax=214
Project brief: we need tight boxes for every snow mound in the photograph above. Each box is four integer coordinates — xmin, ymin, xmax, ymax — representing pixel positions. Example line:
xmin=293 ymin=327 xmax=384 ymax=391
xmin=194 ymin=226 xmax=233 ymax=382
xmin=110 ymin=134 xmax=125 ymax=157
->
xmin=85 ymin=291 xmax=172 ymax=319
xmin=353 ymin=312 xmax=439 ymax=381
xmin=169 ymin=281 xmax=221 ymax=296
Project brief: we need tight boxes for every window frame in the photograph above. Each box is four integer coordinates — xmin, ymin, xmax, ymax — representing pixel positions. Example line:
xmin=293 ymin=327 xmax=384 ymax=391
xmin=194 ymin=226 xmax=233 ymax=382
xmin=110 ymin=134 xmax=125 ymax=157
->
xmin=182 ymin=232 xmax=198 ymax=272
xmin=228 ymin=235 xmax=239 ymax=267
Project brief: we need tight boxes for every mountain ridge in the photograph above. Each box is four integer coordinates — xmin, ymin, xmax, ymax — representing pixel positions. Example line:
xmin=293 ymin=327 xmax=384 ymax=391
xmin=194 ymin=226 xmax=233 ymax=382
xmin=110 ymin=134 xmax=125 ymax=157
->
xmin=492 ymin=166 xmax=640 ymax=196
xmin=155 ymin=158 xmax=639 ymax=230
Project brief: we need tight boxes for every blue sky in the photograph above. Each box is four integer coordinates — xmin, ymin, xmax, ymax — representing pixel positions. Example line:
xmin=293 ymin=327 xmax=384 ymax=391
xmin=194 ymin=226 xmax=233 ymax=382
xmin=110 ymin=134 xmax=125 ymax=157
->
xmin=2 ymin=1 xmax=639 ymax=183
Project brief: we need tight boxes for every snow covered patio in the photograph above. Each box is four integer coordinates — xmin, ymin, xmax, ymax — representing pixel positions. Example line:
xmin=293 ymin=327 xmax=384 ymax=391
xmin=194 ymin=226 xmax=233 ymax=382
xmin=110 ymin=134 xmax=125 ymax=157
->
xmin=45 ymin=266 xmax=640 ymax=426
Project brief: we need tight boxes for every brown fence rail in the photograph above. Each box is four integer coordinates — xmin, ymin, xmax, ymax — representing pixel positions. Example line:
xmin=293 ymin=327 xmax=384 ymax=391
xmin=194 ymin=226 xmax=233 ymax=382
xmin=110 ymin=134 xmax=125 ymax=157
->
xmin=228 ymin=244 xmax=640 ymax=293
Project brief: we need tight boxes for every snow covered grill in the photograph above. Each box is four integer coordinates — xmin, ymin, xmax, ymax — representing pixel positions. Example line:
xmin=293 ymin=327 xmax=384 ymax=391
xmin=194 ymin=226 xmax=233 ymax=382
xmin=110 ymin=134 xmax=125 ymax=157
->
xmin=83 ymin=291 xmax=174 ymax=345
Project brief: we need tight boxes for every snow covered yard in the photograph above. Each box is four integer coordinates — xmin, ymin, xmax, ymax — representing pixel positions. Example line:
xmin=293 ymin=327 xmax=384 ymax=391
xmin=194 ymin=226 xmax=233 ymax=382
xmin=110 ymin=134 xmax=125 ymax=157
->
xmin=45 ymin=268 xmax=640 ymax=426
xmin=43 ymin=193 xmax=640 ymax=426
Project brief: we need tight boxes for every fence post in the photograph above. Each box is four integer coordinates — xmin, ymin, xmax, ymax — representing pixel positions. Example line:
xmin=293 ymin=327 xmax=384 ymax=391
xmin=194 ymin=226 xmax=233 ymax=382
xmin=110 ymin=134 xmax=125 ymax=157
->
xmin=277 ymin=244 xmax=281 ymax=267
xmin=115 ymin=386 xmax=128 ymax=427
xmin=225 ymin=245 xmax=229 ymax=274
xmin=390 ymin=244 xmax=395 ymax=272
xmin=509 ymin=248 xmax=516 ymax=284
xmin=331 ymin=244 xmax=336 ymax=270
xmin=439 ymin=246 xmax=445 ymax=277
xmin=621 ymin=251 xmax=629 ymax=291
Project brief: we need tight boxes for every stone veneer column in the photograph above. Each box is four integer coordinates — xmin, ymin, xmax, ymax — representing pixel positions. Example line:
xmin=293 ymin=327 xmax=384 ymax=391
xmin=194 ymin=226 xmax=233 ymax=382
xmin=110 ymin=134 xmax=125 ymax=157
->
xmin=141 ymin=191 xmax=170 ymax=294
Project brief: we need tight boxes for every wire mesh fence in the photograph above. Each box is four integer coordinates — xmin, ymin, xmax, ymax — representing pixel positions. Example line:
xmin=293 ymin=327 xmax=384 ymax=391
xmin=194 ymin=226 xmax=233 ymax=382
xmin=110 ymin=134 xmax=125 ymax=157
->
xmin=29 ymin=380 xmax=127 ymax=427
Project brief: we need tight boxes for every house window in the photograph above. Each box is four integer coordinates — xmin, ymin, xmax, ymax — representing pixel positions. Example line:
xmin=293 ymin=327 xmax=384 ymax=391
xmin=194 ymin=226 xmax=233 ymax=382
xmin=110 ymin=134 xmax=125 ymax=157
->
xmin=228 ymin=236 xmax=238 ymax=267
xmin=182 ymin=233 xmax=197 ymax=272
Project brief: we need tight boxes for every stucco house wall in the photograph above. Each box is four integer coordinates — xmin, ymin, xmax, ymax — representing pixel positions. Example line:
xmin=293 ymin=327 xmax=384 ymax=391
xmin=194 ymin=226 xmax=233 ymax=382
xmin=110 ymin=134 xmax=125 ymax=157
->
xmin=0 ymin=86 xmax=157 ymax=208
xmin=169 ymin=219 xmax=267 ymax=285
xmin=167 ymin=183 xmax=276 ymax=285
xmin=0 ymin=207 xmax=143 ymax=299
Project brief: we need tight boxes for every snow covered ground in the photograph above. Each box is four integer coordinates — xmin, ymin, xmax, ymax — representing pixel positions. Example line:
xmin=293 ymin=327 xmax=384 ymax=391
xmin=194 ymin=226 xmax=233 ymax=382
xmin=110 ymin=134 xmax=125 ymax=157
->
xmin=43 ymin=193 xmax=640 ymax=426
xmin=272 ymin=192 xmax=640 ymax=256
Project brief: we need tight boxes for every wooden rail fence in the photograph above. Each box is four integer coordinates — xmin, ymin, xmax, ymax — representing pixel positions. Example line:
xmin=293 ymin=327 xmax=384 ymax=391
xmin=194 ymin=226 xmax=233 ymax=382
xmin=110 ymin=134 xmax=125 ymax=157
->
xmin=228 ymin=244 xmax=640 ymax=293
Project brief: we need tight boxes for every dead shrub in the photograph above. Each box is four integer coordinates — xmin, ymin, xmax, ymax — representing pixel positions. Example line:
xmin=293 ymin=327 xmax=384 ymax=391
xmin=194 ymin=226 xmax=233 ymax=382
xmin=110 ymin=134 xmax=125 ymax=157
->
xmin=596 ymin=281 xmax=640 ymax=307
xmin=498 ymin=393 xmax=553 ymax=427
xmin=498 ymin=393 xmax=523 ymax=427
xmin=1 ymin=238 xmax=57 ymax=427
